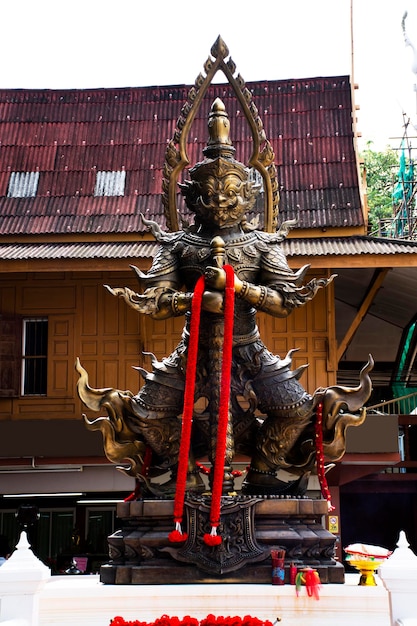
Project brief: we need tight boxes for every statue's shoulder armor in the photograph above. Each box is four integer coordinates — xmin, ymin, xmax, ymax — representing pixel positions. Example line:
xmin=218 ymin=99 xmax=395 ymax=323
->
xmin=253 ymin=231 xmax=292 ymax=275
xmin=147 ymin=231 xmax=185 ymax=277
xmin=173 ymin=232 xmax=212 ymax=263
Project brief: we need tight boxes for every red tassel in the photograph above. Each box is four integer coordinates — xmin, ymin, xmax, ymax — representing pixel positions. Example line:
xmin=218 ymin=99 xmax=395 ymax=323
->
xmin=168 ymin=529 xmax=188 ymax=543
xmin=203 ymin=528 xmax=222 ymax=546
xmin=168 ymin=521 xmax=188 ymax=543
xmin=314 ymin=401 xmax=335 ymax=512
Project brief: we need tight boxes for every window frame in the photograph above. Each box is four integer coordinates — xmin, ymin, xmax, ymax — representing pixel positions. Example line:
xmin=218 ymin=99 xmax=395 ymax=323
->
xmin=21 ymin=317 xmax=48 ymax=396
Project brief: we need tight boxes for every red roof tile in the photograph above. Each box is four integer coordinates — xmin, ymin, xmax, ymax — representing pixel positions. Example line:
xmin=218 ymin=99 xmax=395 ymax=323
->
xmin=0 ymin=77 xmax=362 ymax=236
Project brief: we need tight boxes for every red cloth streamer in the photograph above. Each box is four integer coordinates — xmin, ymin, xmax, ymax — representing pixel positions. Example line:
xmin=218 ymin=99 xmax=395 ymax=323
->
xmin=124 ymin=446 xmax=153 ymax=502
xmin=168 ymin=275 xmax=206 ymax=543
xmin=305 ymin=568 xmax=321 ymax=600
xmin=203 ymin=265 xmax=235 ymax=546
xmin=314 ymin=401 xmax=335 ymax=512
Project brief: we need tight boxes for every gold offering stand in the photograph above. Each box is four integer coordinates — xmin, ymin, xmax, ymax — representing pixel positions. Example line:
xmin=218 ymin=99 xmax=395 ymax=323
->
xmin=347 ymin=557 xmax=385 ymax=586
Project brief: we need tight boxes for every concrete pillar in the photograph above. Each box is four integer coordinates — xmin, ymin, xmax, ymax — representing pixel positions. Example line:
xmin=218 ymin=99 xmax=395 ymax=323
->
xmin=0 ymin=531 xmax=50 ymax=626
xmin=379 ymin=531 xmax=417 ymax=626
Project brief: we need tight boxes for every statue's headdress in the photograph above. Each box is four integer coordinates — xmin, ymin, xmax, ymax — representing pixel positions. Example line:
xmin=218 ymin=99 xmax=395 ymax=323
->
xmin=161 ymin=36 xmax=279 ymax=232
xmin=178 ymin=98 xmax=258 ymax=223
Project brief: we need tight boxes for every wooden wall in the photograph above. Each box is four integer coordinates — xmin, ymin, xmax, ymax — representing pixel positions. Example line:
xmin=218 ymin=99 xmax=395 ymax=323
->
xmin=0 ymin=269 xmax=336 ymax=422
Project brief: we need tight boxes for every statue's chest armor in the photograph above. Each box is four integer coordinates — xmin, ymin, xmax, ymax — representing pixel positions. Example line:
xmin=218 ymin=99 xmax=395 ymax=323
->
xmin=173 ymin=233 xmax=262 ymax=286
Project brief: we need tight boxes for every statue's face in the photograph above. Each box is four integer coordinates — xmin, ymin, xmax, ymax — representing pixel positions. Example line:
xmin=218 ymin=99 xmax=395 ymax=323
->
xmin=195 ymin=173 xmax=248 ymax=228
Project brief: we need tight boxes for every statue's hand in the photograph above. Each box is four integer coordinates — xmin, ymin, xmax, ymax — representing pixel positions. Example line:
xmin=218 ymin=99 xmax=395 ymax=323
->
xmin=202 ymin=290 xmax=224 ymax=313
xmin=205 ymin=266 xmax=227 ymax=290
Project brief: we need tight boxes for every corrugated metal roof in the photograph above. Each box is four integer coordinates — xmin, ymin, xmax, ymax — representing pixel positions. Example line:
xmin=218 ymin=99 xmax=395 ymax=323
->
xmin=284 ymin=236 xmax=417 ymax=257
xmin=0 ymin=77 xmax=363 ymax=236
xmin=1 ymin=236 xmax=415 ymax=263
xmin=0 ymin=240 xmax=158 ymax=260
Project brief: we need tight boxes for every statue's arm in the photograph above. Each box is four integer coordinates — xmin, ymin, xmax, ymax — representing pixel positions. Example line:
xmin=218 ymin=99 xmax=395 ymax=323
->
xmin=233 ymin=240 xmax=334 ymax=317
xmin=234 ymin=276 xmax=291 ymax=317
xmin=105 ymin=283 xmax=193 ymax=320
xmin=205 ymin=239 xmax=333 ymax=318
xmin=234 ymin=273 xmax=333 ymax=317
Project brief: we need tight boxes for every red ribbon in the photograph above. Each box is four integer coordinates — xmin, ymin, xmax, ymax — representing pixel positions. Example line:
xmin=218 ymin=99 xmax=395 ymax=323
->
xmin=169 ymin=274 xmax=205 ymax=542
xmin=315 ymin=401 xmax=335 ymax=512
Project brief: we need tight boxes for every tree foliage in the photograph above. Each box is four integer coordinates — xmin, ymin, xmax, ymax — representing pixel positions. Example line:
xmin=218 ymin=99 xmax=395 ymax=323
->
xmin=360 ymin=144 xmax=399 ymax=234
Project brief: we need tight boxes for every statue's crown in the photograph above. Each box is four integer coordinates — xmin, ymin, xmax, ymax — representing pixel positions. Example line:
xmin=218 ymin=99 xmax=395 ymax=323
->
xmin=188 ymin=98 xmax=249 ymax=182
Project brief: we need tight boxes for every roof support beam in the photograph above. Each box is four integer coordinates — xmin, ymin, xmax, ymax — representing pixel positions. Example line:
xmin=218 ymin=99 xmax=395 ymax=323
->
xmin=336 ymin=268 xmax=390 ymax=362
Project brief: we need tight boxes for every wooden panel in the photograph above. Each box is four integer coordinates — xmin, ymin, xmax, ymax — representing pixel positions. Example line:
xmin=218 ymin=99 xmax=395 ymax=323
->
xmin=0 ymin=315 xmax=21 ymax=397
xmin=311 ymin=289 xmax=327 ymax=332
xmin=77 ymin=282 xmax=146 ymax=392
xmin=0 ymin=286 xmax=16 ymax=314
xmin=257 ymin=281 xmax=335 ymax=391
xmin=48 ymin=314 xmax=74 ymax=397
xmin=80 ymin=340 xmax=98 ymax=355
xmin=143 ymin=315 xmax=184 ymax=361
xmin=125 ymin=359 xmax=141 ymax=394
xmin=80 ymin=285 xmax=98 ymax=335
xmin=103 ymin=360 xmax=119 ymax=386
xmin=291 ymin=336 xmax=308 ymax=353
xmin=125 ymin=305 xmax=140 ymax=335
xmin=103 ymin=340 xmax=119 ymax=355
xmin=79 ymin=359 xmax=98 ymax=387
xmin=52 ymin=360 xmax=70 ymax=393
xmin=125 ymin=340 xmax=140 ymax=356
xmin=18 ymin=401 xmax=76 ymax=417
xmin=269 ymin=336 xmax=288 ymax=355
xmin=103 ymin=291 xmax=119 ymax=335
xmin=21 ymin=286 xmax=76 ymax=310
xmin=291 ymin=306 xmax=308 ymax=333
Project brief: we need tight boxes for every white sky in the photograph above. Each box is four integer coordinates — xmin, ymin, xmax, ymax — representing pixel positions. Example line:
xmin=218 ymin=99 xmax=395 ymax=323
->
xmin=1 ymin=0 xmax=416 ymax=152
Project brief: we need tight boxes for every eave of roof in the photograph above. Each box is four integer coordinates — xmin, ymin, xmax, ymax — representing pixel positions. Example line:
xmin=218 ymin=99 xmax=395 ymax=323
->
xmin=1 ymin=236 xmax=416 ymax=272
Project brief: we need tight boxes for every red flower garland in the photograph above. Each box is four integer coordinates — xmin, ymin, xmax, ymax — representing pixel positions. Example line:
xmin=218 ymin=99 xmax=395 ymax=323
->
xmin=203 ymin=265 xmax=235 ymax=546
xmin=314 ymin=401 xmax=335 ymax=512
xmin=167 ymin=266 xmax=235 ymax=545
xmin=168 ymin=275 xmax=205 ymax=543
xmin=110 ymin=615 xmax=274 ymax=626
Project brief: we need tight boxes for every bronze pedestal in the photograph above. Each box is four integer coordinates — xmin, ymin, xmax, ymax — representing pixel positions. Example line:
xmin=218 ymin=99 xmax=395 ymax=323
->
xmin=100 ymin=496 xmax=344 ymax=584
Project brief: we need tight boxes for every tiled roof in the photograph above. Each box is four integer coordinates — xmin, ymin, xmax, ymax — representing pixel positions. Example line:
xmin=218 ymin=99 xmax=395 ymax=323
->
xmin=2 ymin=236 xmax=415 ymax=264
xmin=0 ymin=240 xmax=158 ymax=261
xmin=284 ymin=235 xmax=417 ymax=257
xmin=0 ymin=77 xmax=362 ymax=236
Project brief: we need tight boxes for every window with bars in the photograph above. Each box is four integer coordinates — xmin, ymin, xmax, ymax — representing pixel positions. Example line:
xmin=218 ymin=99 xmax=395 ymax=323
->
xmin=7 ymin=171 xmax=40 ymax=198
xmin=94 ymin=170 xmax=126 ymax=196
xmin=21 ymin=318 xmax=48 ymax=395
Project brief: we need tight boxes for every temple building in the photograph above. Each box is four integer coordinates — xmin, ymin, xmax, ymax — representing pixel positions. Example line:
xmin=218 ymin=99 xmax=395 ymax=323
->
xmin=1 ymin=75 xmax=417 ymax=571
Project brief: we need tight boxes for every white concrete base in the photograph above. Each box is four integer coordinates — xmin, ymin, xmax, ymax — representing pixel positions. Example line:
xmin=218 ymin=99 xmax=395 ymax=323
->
xmin=39 ymin=574 xmax=390 ymax=626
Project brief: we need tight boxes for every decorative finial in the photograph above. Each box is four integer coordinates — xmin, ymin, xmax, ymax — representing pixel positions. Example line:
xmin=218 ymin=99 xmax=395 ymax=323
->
xmin=204 ymin=98 xmax=235 ymax=160
xmin=210 ymin=36 xmax=229 ymax=61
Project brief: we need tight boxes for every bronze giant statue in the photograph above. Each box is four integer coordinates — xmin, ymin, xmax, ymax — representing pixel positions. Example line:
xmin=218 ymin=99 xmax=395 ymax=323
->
xmin=76 ymin=39 xmax=372 ymax=578
xmin=77 ymin=99 xmax=372 ymax=497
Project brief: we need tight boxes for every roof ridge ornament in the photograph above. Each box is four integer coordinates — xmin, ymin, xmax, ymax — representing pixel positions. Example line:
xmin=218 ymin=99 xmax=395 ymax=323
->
xmin=162 ymin=35 xmax=279 ymax=233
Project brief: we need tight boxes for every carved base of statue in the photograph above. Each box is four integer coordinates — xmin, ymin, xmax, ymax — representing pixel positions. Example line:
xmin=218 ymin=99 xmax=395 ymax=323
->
xmin=99 ymin=495 xmax=344 ymax=585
